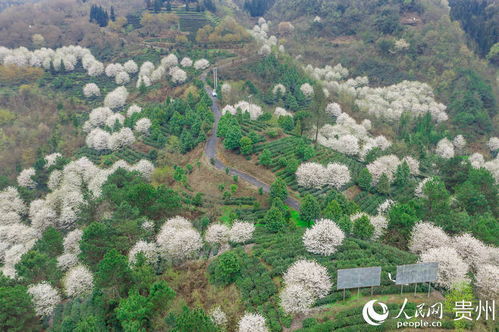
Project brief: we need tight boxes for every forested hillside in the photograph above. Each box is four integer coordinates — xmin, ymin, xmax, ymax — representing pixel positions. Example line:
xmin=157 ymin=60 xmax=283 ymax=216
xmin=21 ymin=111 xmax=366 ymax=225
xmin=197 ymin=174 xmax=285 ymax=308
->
xmin=0 ymin=0 xmax=497 ymax=331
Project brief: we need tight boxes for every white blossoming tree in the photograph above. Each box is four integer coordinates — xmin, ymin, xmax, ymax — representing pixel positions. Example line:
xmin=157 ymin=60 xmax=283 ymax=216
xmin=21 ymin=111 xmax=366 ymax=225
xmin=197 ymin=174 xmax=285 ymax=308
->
xmin=300 ymin=83 xmax=314 ymax=97
xmin=115 ymin=71 xmax=131 ymax=85
xmin=283 ymin=259 xmax=332 ymax=299
xmin=83 ymin=83 xmax=100 ymax=98
xmin=435 ymin=138 xmax=455 ymax=159
xmin=303 ymin=219 xmax=345 ymax=255
xmin=123 ymin=60 xmax=138 ymax=74
xmin=487 ymin=137 xmax=499 ymax=152
xmin=451 ymin=233 xmax=488 ymax=269
xmin=156 ymin=216 xmax=203 ymax=263
xmin=63 ymin=265 xmax=94 ymax=297
xmin=419 ymin=247 xmax=468 ymax=288
xmin=134 ymin=118 xmax=152 ymax=135
xmin=238 ymin=313 xmax=269 ymax=332
xmin=229 ymin=221 xmax=255 ymax=244
xmin=408 ymin=222 xmax=450 ymax=254
xmin=17 ymin=168 xmax=37 ymax=188
xmin=194 ymin=58 xmax=210 ymax=70
xmin=180 ymin=57 xmax=193 ymax=67
xmin=128 ymin=240 xmax=158 ymax=265
xmin=210 ymin=307 xmax=228 ymax=327
xmin=28 ymin=282 xmax=61 ymax=317
xmin=104 ymin=86 xmax=128 ymax=109
xmin=205 ymin=223 xmax=230 ymax=245
xmin=474 ymin=264 xmax=499 ymax=300
xmin=170 ymin=67 xmax=187 ymax=85
xmin=109 ymin=128 xmax=136 ymax=151
xmin=280 ymin=283 xmax=315 ymax=314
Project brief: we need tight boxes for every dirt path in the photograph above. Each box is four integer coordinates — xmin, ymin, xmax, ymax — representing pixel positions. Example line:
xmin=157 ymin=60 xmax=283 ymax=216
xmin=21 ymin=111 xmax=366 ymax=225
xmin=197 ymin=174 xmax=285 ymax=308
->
xmin=201 ymin=62 xmax=300 ymax=210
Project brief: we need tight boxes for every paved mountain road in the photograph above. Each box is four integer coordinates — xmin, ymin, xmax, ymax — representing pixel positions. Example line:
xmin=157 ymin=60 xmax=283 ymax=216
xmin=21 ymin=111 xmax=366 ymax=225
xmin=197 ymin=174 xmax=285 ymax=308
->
xmin=201 ymin=66 xmax=300 ymax=210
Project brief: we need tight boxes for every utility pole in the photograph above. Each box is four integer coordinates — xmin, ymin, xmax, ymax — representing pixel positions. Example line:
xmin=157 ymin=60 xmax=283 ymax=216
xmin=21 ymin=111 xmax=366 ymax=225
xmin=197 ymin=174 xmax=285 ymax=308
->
xmin=213 ymin=67 xmax=218 ymax=90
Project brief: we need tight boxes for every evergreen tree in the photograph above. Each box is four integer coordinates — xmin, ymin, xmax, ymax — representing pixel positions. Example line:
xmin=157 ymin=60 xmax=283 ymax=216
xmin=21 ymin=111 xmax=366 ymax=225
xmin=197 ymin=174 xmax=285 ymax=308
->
xmin=239 ymin=136 xmax=253 ymax=155
xmin=322 ymin=200 xmax=343 ymax=220
xmin=223 ymin=124 xmax=242 ymax=150
xmin=357 ymin=168 xmax=372 ymax=191
xmin=270 ymin=177 xmax=288 ymax=202
xmin=263 ymin=206 xmax=287 ymax=233
xmin=352 ymin=215 xmax=374 ymax=240
xmin=95 ymin=249 xmax=132 ymax=298
xmin=0 ymin=285 xmax=40 ymax=332
xmin=300 ymin=194 xmax=320 ymax=227
xmin=394 ymin=161 xmax=410 ymax=187
xmin=376 ymin=173 xmax=391 ymax=194
xmin=258 ymin=149 xmax=272 ymax=167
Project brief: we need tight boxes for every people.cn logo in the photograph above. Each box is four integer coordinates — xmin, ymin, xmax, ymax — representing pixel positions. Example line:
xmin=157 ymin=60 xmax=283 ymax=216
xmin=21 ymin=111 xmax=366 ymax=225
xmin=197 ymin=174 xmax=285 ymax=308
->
xmin=362 ymin=300 xmax=389 ymax=326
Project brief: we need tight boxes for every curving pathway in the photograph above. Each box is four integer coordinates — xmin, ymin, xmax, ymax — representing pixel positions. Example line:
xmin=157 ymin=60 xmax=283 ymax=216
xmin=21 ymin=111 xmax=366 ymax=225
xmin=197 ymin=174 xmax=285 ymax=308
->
xmin=201 ymin=67 xmax=300 ymax=210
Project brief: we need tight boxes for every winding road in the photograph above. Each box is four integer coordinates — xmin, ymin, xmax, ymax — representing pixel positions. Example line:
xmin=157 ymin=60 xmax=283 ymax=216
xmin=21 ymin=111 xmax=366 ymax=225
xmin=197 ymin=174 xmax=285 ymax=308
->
xmin=201 ymin=67 xmax=300 ymax=210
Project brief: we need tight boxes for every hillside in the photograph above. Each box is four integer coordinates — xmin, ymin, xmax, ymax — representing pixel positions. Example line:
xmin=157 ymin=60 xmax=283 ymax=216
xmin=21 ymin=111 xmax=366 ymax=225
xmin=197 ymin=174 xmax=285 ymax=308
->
xmin=0 ymin=0 xmax=498 ymax=332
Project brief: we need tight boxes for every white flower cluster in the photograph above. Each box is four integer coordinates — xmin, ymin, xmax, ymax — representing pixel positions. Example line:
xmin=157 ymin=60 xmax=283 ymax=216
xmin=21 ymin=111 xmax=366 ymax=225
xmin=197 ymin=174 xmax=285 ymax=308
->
xmin=274 ymin=107 xmax=293 ymax=118
xmin=353 ymin=81 xmax=448 ymax=122
xmin=304 ymin=61 xmax=447 ymax=123
xmin=304 ymin=63 xmax=349 ymax=82
xmin=419 ymin=247 xmax=468 ymax=289
xmin=272 ymin=84 xmax=286 ymax=95
xmin=210 ymin=306 xmax=228 ymax=327
xmin=105 ymin=63 xmax=124 ymax=77
xmin=180 ymin=57 xmax=193 ymax=67
xmin=409 ymin=222 xmax=495 ymax=289
xmin=57 ymin=229 xmax=82 ymax=271
xmin=1 ymin=158 xmax=154 ymax=277
xmin=325 ymin=102 xmax=342 ymax=117
xmin=238 ymin=312 xmax=269 ymax=332
xmin=453 ymin=135 xmax=466 ymax=151
xmin=228 ymin=220 xmax=255 ymax=243
xmin=303 ymin=219 xmax=345 ymax=255
xmin=367 ymin=155 xmax=419 ymax=184
xmin=223 ymin=101 xmax=263 ymax=120
xmin=194 ymin=58 xmax=210 ymax=70
xmin=44 ymin=153 xmax=62 ymax=168
xmin=0 ymin=187 xmax=35 ymax=277
xmin=280 ymin=260 xmax=331 ymax=314
xmin=204 ymin=223 xmax=230 ymax=245
xmin=63 ymin=264 xmax=94 ymax=297
xmin=127 ymin=104 xmax=142 ymax=117
xmin=123 ymin=60 xmax=139 ymax=74
xmin=134 ymin=54 xmax=194 ymax=87
xmin=250 ymin=19 xmax=285 ymax=58
xmin=475 ymin=264 xmax=499 ymax=300
xmin=156 ymin=216 xmax=203 ymax=263
xmin=115 ymin=71 xmax=131 ymax=85
xmin=408 ymin=222 xmax=451 ymax=254
xmin=0 ymin=45 xmax=92 ymax=73
xmin=316 ymin=112 xmax=391 ymax=158
xmin=296 ymin=162 xmax=351 ymax=189
xmin=134 ymin=118 xmax=152 ymax=135
xmin=170 ymin=66 xmax=187 ymax=84
xmin=128 ymin=240 xmax=158 ymax=265
xmin=487 ymin=137 xmax=499 ymax=152
xmin=28 ymin=282 xmax=61 ymax=317
xmin=83 ymin=83 xmax=100 ymax=98
xmin=109 ymin=128 xmax=136 ymax=150
xmin=17 ymin=168 xmax=37 ymax=188
xmin=300 ymin=83 xmax=314 ymax=97
xmin=104 ymin=86 xmax=129 ymax=109
xmin=435 ymin=138 xmax=454 ymax=159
